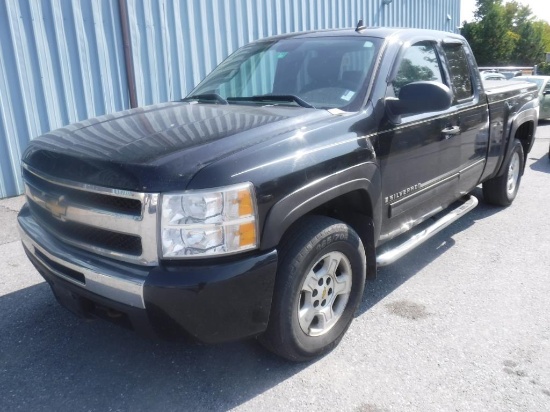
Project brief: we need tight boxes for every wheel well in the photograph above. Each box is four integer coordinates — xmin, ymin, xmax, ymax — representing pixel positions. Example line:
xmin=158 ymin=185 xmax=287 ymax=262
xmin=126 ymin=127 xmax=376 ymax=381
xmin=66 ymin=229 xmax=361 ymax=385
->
xmin=514 ymin=121 xmax=534 ymax=166
xmin=309 ymin=189 xmax=372 ymax=226
xmin=284 ymin=190 xmax=377 ymax=279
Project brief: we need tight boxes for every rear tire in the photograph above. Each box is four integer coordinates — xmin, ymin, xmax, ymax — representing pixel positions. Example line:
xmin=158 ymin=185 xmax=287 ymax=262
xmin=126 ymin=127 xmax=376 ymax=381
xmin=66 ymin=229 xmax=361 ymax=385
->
xmin=259 ymin=216 xmax=366 ymax=362
xmin=482 ymin=139 xmax=524 ymax=206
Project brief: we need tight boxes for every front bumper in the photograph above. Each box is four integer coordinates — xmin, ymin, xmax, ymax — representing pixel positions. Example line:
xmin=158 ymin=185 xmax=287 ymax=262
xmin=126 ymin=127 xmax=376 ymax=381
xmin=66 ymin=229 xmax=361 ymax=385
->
xmin=18 ymin=204 xmax=278 ymax=343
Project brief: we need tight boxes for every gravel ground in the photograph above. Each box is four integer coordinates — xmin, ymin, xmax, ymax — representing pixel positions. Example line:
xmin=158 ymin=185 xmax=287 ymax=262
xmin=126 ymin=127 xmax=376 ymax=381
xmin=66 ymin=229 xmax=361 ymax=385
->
xmin=1 ymin=121 xmax=549 ymax=411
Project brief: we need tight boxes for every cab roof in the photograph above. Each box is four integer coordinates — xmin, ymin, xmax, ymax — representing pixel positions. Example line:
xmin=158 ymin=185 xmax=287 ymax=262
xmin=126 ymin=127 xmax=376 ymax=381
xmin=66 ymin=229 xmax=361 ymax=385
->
xmin=253 ymin=27 xmax=464 ymax=43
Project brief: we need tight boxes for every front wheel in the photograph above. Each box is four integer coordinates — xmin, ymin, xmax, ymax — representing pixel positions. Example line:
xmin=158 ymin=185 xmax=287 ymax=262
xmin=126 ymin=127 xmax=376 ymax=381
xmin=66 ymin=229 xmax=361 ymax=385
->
xmin=482 ymin=139 xmax=524 ymax=206
xmin=259 ymin=216 xmax=366 ymax=362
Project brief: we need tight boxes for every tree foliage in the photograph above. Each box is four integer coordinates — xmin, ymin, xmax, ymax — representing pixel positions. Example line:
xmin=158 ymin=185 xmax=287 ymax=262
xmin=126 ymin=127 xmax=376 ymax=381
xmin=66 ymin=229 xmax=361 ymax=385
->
xmin=538 ymin=62 xmax=550 ymax=75
xmin=462 ymin=0 xmax=550 ymax=66
xmin=393 ymin=58 xmax=435 ymax=94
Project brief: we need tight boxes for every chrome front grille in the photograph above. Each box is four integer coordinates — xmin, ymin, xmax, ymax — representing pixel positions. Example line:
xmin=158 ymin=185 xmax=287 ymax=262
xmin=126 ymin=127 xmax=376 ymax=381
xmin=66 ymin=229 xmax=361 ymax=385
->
xmin=22 ymin=164 xmax=159 ymax=266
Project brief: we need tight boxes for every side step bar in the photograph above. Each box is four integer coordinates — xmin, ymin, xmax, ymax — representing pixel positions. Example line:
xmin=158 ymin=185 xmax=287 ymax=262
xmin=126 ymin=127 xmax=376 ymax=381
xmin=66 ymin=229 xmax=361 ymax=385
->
xmin=376 ymin=195 xmax=479 ymax=267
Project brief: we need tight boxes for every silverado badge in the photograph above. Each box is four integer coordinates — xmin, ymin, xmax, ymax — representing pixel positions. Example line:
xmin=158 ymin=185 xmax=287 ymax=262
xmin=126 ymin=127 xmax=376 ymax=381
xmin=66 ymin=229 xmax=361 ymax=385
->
xmin=385 ymin=183 xmax=423 ymax=204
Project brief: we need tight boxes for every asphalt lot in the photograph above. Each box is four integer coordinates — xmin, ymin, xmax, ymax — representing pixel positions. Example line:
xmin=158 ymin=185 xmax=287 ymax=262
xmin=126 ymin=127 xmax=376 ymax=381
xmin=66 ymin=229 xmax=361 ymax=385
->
xmin=1 ymin=121 xmax=549 ymax=411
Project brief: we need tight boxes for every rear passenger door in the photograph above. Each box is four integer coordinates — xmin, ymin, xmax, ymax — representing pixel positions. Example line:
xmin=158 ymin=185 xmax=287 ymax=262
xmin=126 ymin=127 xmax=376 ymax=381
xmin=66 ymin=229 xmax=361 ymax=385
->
xmin=441 ymin=40 xmax=489 ymax=194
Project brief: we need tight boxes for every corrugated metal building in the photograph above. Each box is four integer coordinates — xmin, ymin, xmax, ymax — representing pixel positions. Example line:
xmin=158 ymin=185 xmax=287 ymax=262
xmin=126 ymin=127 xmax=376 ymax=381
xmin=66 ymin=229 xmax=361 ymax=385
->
xmin=0 ymin=0 xmax=460 ymax=199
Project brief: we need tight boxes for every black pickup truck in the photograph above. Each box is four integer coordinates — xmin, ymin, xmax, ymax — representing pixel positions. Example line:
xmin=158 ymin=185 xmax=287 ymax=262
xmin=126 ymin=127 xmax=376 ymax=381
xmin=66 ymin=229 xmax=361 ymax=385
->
xmin=18 ymin=27 xmax=539 ymax=361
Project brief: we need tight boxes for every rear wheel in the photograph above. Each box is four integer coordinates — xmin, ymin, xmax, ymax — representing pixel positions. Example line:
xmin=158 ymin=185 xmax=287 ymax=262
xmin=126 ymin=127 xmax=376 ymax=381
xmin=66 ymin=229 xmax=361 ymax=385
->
xmin=260 ymin=216 xmax=366 ymax=362
xmin=482 ymin=139 xmax=524 ymax=206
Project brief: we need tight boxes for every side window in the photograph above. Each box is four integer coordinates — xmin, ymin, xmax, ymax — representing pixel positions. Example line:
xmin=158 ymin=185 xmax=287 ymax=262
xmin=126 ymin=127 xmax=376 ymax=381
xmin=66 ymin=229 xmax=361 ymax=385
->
xmin=443 ymin=43 xmax=473 ymax=101
xmin=392 ymin=42 xmax=444 ymax=96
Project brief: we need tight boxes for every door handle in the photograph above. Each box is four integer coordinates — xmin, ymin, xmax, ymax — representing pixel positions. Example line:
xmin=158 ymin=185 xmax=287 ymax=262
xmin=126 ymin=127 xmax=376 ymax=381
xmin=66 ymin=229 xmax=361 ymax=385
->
xmin=442 ymin=125 xmax=460 ymax=137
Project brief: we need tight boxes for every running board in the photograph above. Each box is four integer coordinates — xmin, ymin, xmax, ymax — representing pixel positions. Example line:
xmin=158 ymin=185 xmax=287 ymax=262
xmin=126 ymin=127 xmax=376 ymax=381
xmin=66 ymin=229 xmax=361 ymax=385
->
xmin=376 ymin=195 xmax=479 ymax=267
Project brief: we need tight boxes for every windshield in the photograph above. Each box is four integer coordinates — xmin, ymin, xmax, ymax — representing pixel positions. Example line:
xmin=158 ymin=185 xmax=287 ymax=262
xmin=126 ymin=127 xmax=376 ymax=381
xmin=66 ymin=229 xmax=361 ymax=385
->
xmin=187 ymin=36 xmax=382 ymax=110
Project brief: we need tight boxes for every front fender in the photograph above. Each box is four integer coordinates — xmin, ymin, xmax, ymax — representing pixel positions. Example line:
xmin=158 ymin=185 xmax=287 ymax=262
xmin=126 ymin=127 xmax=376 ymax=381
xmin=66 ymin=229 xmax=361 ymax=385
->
xmin=260 ymin=161 xmax=381 ymax=251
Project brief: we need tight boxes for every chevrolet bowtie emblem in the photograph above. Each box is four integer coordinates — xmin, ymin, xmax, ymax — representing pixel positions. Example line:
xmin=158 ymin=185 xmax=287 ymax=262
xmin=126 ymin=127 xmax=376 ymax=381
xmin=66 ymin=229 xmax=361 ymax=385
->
xmin=44 ymin=194 xmax=68 ymax=219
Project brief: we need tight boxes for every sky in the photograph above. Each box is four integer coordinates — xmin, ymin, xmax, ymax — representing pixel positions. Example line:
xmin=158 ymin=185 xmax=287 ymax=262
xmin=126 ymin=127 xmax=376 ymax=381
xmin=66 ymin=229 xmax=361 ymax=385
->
xmin=460 ymin=0 xmax=550 ymax=23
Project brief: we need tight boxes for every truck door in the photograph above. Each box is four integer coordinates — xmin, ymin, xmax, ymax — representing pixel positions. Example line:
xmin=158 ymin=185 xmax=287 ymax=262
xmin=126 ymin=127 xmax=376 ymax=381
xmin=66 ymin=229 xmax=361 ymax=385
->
xmin=542 ymin=80 xmax=550 ymax=118
xmin=377 ymin=41 xmax=461 ymax=242
xmin=442 ymin=41 xmax=489 ymax=194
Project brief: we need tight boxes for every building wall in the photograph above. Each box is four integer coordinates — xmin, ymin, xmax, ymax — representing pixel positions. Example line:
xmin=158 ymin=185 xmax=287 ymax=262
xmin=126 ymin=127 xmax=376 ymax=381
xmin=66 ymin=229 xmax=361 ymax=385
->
xmin=0 ymin=0 xmax=460 ymax=199
xmin=0 ymin=0 xmax=128 ymax=198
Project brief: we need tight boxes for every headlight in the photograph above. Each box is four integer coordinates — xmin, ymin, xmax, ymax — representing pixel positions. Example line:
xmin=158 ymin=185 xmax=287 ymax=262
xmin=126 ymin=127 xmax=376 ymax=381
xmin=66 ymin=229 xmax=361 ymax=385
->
xmin=160 ymin=182 xmax=258 ymax=258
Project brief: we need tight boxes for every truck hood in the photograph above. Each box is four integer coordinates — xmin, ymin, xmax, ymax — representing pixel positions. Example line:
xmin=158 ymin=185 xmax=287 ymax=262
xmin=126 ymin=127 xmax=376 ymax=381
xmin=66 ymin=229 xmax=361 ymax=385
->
xmin=23 ymin=102 xmax=330 ymax=191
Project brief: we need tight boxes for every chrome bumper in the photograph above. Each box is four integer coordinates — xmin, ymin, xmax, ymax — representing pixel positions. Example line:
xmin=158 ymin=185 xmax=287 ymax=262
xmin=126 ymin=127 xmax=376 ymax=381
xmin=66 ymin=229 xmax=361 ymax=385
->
xmin=18 ymin=205 xmax=146 ymax=309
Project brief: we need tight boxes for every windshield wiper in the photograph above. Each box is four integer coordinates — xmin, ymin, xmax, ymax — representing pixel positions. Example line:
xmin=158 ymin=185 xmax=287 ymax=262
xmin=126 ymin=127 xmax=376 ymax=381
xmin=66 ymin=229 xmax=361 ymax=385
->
xmin=182 ymin=93 xmax=228 ymax=105
xmin=227 ymin=95 xmax=316 ymax=109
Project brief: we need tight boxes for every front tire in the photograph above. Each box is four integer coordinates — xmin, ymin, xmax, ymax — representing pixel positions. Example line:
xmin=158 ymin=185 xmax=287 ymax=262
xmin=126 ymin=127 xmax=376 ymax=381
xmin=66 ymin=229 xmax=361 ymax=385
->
xmin=260 ymin=216 xmax=366 ymax=362
xmin=482 ymin=139 xmax=524 ymax=206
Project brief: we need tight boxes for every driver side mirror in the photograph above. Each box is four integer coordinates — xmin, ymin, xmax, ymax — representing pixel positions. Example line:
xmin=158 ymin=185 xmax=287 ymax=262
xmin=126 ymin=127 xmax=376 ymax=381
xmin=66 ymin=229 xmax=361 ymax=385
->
xmin=386 ymin=81 xmax=453 ymax=117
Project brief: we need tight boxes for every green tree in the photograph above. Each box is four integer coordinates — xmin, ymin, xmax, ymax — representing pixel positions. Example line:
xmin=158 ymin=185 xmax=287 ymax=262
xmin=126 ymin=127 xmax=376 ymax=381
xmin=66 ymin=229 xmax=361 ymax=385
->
xmin=462 ymin=0 xmax=547 ymax=66
xmin=462 ymin=0 xmax=518 ymax=65
xmin=540 ymin=23 xmax=550 ymax=47
xmin=534 ymin=20 xmax=550 ymax=74
xmin=534 ymin=20 xmax=550 ymax=55
xmin=506 ymin=2 xmax=546 ymax=65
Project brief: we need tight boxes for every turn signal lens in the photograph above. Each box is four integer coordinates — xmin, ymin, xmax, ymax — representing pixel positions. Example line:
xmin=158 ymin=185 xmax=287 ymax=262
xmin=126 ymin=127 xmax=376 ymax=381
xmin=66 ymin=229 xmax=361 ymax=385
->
xmin=238 ymin=222 xmax=256 ymax=248
xmin=238 ymin=190 xmax=254 ymax=217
